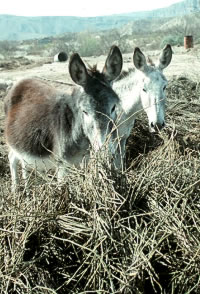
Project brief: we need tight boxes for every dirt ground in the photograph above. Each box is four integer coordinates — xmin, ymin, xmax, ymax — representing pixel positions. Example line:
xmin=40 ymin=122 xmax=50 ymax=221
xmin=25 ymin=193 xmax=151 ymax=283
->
xmin=0 ymin=45 xmax=200 ymax=85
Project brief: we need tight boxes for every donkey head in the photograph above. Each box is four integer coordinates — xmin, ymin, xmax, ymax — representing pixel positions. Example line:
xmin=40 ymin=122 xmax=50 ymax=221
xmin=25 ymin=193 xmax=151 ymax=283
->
xmin=69 ymin=46 xmax=123 ymax=152
xmin=133 ymin=44 xmax=172 ymax=132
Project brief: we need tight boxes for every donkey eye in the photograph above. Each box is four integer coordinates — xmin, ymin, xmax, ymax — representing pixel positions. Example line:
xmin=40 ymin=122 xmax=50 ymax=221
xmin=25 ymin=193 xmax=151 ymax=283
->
xmin=163 ymin=85 xmax=167 ymax=91
xmin=143 ymin=88 xmax=147 ymax=92
xmin=83 ymin=110 xmax=88 ymax=115
xmin=111 ymin=105 xmax=116 ymax=113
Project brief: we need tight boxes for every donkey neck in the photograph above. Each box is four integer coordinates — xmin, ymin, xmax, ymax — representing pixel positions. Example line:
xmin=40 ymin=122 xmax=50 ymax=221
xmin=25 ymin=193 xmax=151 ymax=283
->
xmin=114 ymin=70 xmax=143 ymax=117
xmin=54 ymin=90 xmax=89 ymax=162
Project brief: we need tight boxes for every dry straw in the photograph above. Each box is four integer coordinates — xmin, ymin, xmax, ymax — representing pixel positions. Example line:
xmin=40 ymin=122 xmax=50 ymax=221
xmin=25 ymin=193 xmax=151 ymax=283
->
xmin=0 ymin=76 xmax=200 ymax=293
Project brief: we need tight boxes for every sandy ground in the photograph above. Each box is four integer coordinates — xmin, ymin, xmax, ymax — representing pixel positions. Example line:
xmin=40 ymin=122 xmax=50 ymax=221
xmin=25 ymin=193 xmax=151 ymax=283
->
xmin=0 ymin=46 xmax=200 ymax=87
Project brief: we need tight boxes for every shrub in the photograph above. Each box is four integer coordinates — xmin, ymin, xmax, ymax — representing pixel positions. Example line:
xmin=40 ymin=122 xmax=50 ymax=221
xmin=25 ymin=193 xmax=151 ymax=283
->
xmin=76 ymin=32 xmax=102 ymax=57
xmin=160 ymin=35 xmax=184 ymax=48
xmin=0 ymin=40 xmax=18 ymax=56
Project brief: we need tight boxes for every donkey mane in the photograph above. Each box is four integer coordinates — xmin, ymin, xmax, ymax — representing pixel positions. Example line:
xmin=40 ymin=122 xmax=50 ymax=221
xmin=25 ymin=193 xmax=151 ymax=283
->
xmin=115 ymin=68 xmax=135 ymax=82
xmin=87 ymin=63 xmax=110 ymax=85
xmin=147 ymin=56 xmax=155 ymax=67
xmin=87 ymin=63 xmax=98 ymax=73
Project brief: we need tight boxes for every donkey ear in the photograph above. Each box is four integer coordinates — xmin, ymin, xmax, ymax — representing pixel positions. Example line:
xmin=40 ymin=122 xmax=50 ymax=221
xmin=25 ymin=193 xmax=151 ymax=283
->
xmin=157 ymin=44 xmax=172 ymax=71
xmin=103 ymin=45 xmax=123 ymax=82
xmin=133 ymin=47 xmax=147 ymax=71
xmin=69 ymin=53 xmax=88 ymax=86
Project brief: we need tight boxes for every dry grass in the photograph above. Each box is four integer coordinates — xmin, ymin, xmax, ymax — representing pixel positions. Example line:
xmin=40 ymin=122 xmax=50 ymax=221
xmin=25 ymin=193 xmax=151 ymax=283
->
xmin=0 ymin=76 xmax=200 ymax=294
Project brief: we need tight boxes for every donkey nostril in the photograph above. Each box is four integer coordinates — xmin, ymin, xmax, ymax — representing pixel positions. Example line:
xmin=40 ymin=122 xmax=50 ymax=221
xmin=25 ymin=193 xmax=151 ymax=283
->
xmin=162 ymin=122 xmax=165 ymax=128
xmin=151 ymin=122 xmax=154 ymax=128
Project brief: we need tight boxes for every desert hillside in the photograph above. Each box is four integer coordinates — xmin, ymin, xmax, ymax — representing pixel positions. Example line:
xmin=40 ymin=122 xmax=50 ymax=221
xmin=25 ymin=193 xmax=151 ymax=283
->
xmin=0 ymin=0 xmax=199 ymax=40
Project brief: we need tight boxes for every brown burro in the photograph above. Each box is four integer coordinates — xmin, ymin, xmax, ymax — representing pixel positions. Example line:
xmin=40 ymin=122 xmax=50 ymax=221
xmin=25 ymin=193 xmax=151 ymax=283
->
xmin=4 ymin=45 xmax=123 ymax=192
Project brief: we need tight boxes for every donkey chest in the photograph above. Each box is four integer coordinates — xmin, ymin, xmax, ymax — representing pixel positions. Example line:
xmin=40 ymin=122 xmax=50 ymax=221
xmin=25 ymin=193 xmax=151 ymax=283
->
xmin=12 ymin=143 xmax=89 ymax=173
xmin=60 ymin=137 xmax=90 ymax=166
xmin=11 ymin=148 xmax=56 ymax=172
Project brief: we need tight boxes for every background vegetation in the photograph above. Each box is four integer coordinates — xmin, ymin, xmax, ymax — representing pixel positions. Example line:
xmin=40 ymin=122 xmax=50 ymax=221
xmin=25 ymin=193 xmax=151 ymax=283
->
xmin=1 ymin=12 xmax=200 ymax=59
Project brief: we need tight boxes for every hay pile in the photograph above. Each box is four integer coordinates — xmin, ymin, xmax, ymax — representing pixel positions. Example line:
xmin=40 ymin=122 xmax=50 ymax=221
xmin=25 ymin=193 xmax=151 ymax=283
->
xmin=0 ymin=77 xmax=200 ymax=293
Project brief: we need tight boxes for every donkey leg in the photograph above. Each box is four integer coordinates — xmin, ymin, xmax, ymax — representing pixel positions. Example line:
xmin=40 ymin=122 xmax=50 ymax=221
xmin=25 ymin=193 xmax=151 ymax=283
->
xmin=113 ymin=138 xmax=127 ymax=171
xmin=21 ymin=160 xmax=30 ymax=191
xmin=57 ymin=166 xmax=66 ymax=184
xmin=8 ymin=150 xmax=19 ymax=192
xmin=120 ymin=138 xmax=127 ymax=171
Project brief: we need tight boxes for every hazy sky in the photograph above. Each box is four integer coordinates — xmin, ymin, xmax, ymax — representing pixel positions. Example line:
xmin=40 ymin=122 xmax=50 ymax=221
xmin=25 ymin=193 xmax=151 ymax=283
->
xmin=1 ymin=0 xmax=182 ymax=17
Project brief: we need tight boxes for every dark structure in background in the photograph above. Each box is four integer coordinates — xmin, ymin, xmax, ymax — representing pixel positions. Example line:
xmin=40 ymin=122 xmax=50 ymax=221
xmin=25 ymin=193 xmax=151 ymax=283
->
xmin=184 ymin=35 xmax=193 ymax=49
xmin=54 ymin=51 xmax=68 ymax=62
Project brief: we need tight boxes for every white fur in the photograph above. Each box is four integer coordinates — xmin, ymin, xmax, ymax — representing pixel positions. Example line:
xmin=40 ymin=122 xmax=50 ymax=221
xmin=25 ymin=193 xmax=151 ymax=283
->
xmin=112 ymin=45 xmax=172 ymax=169
xmin=8 ymin=147 xmax=90 ymax=192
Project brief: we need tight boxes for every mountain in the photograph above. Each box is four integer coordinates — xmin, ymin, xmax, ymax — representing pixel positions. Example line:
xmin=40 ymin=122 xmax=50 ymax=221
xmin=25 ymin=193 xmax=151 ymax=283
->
xmin=0 ymin=15 xmax=135 ymax=41
xmin=119 ymin=10 xmax=200 ymax=37
xmin=0 ymin=0 xmax=199 ymax=41
xmin=121 ymin=0 xmax=200 ymax=18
